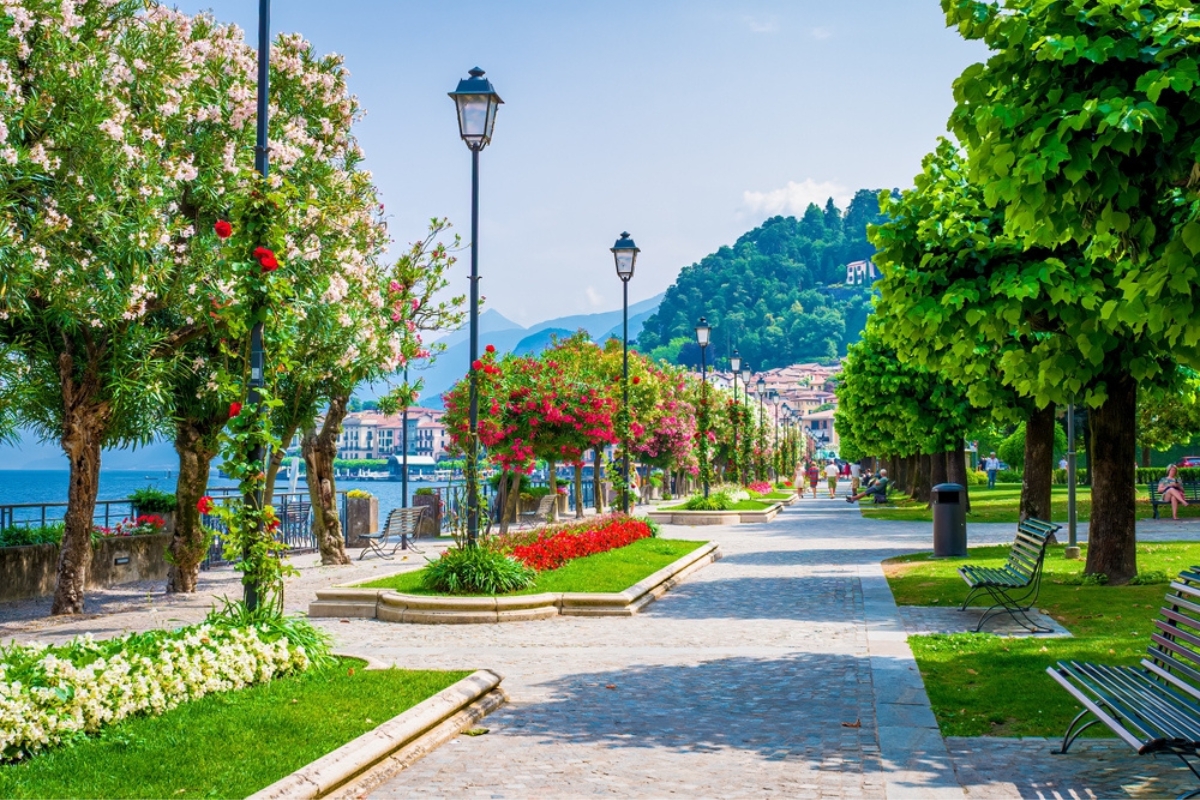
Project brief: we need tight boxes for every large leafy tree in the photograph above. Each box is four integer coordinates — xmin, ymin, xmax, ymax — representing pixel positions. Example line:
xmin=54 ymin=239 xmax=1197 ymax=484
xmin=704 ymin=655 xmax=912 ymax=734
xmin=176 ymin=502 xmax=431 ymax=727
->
xmin=941 ymin=0 xmax=1200 ymax=580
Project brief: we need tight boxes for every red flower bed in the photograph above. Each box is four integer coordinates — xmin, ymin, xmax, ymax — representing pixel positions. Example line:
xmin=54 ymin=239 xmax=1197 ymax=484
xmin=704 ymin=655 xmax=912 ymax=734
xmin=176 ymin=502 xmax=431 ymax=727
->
xmin=506 ymin=516 xmax=653 ymax=572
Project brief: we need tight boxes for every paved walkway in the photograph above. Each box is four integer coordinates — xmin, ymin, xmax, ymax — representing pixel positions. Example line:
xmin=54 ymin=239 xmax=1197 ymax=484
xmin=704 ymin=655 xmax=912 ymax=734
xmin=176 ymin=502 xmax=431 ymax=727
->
xmin=326 ymin=498 xmax=1199 ymax=799
xmin=5 ymin=498 xmax=1200 ymax=797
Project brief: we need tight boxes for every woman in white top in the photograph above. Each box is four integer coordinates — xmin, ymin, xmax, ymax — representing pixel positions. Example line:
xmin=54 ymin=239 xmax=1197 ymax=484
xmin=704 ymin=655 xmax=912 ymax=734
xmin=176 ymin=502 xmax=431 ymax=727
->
xmin=824 ymin=461 xmax=840 ymax=498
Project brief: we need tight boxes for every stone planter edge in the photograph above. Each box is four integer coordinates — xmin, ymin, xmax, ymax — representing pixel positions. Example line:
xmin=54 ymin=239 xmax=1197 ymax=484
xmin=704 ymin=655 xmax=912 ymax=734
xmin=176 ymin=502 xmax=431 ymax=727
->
xmin=646 ymin=501 xmax=783 ymax=525
xmin=247 ymin=668 xmax=506 ymax=800
xmin=308 ymin=541 xmax=720 ymax=623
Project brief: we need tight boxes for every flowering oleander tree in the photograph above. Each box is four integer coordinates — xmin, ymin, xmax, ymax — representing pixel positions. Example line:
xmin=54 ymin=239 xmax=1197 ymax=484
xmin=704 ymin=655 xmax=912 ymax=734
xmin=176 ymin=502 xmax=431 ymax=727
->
xmin=0 ymin=2 xmax=280 ymax=614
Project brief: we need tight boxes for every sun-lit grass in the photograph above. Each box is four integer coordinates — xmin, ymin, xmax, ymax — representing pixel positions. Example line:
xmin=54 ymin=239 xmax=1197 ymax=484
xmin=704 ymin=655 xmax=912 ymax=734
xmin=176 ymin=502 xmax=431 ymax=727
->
xmin=355 ymin=537 xmax=705 ymax=595
xmin=660 ymin=499 xmax=775 ymax=512
xmin=884 ymin=541 xmax=1198 ymax=737
xmin=860 ymin=482 xmax=1197 ymax=523
xmin=0 ymin=659 xmax=469 ymax=799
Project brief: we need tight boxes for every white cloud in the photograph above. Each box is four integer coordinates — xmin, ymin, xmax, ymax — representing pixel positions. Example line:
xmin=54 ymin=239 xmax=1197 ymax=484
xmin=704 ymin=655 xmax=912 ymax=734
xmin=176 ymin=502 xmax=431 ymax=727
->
xmin=810 ymin=26 xmax=833 ymax=40
xmin=585 ymin=285 xmax=604 ymax=308
xmin=743 ymin=15 xmax=779 ymax=34
xmin=742 ymin=178 xmax=852 ymax=218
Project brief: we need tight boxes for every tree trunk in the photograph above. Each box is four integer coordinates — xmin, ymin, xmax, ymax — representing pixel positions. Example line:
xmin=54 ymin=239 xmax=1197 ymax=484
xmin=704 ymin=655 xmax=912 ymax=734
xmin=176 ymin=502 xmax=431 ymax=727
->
xmin=167 ymin=417 xmax=222 ymax=593
xmin=547 ymin=458 xmax=558 ymax=522
xmin=903 ymin=455 xmax=917 ymax=497
xmin=913 ymin=454 xmax=933 ymax=503
xmin=499 ymin=471 xmax=520 ymax=534
xmin=593 ymin=449 xmax=604 ymax=514
xmin=52 ymin=397 xmax=108 ymax=616
xmin=1086 ymin=372 xmax=1138 ymax=583
xmin=946 ymin=446 xmax=971 ymax=513
xmin=574 ymin=463 xmax=584 ymax=518
xmin=302 ymin=395 xmax=351 ymax=566
xmin=929 ymin=450 xmax=948 ymax=493
xmin=1140 ymin=447 xmax=1152 ymax=468
xmin=264 ymin=423 xmax=299 ymax=505
xmin=1021 ymin=403 xmax=1055 ymax=533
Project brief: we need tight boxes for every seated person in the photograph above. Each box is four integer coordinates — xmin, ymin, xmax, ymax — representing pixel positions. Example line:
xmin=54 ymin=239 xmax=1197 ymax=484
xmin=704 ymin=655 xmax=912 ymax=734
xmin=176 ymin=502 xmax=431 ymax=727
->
xmin=847 ymin=469 xmax=889 ymax=503
xmin=1158 ymin=464 xmax=1191 ymax=521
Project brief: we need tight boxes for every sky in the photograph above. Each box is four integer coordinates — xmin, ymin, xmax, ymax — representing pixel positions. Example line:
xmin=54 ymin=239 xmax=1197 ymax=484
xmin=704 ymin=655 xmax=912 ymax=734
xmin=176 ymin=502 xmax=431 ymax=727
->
xmin=172 ymin=0 xmax=987 ymax=326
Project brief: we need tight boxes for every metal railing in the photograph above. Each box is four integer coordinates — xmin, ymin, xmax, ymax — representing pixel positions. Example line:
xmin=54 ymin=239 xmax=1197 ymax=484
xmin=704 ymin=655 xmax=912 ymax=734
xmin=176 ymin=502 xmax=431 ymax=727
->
xmin=0 ymin=499 xmax=137 ymax=531
xmin=404 ymin=477 xmax=601 ymax=536
xmin=200 ymin=491 xmax=348 ymax=569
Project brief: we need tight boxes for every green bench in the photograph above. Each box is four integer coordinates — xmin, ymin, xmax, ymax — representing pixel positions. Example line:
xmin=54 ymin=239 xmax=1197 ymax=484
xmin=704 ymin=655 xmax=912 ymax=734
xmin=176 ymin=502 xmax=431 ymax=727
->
xmin=1048 ymin=567 xmax=1200 ymax=795
xmin=958 ymin=517 xmax=1060 ymax=633
xmin=1149 ymin=481 xmax=1200 ymax=519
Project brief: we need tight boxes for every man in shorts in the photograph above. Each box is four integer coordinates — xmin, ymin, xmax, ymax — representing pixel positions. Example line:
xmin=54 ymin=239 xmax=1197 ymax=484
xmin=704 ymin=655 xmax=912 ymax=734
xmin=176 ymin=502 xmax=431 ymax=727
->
xmin=806 ymin=462 xmax=821 ymax=499
xmin=825 ymin=461 xmax=840 ymax=498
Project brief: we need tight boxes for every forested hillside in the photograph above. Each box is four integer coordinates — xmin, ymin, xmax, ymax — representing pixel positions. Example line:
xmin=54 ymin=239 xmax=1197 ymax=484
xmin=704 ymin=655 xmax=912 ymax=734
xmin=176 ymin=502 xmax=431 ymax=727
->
xmin=636 ymin=189 xmax=889 ymax=370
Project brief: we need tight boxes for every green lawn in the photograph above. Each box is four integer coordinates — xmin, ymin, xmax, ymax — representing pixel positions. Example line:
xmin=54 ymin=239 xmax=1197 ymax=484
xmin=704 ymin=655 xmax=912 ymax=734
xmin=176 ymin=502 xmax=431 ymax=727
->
xmin=884 ymin=541 xmax=1199 ymax=738
xmin=660 ymin=499 xmax=776 ymax=512
xmin=355 ymin=537 xmax=706 ymax=595
xmin=0 ymin=659 xmax=469 ymax=799
xmin=860 ymin=482 xmax=1197 ymax=523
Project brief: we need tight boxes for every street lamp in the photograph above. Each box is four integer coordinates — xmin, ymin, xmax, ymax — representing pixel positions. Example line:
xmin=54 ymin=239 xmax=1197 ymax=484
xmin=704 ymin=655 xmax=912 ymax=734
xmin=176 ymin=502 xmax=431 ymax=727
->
xmin=449 ymin=67 xmax=503 ymax=548
xmin=740 ymin=363 xmax=752 ymax=484
xmin=756 ymin=376 xmax=766 ymax=480
xmin=695 ymin=317 xmax=711 ymax=498
xmin=611 ymin=232 xmax=639 ymax=514
xmin=730 ymin=349 xmax=741 ymax=487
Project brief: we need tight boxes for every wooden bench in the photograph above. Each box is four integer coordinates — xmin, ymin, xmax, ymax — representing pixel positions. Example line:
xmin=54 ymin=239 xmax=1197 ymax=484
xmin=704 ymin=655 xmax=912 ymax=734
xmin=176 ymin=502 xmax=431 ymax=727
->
xmin=358 ymin=507 xmax=426 ymax=560
xmin=519 ymin=494 xmax=558 ymax=527
xmin=958 ymin=517 xmax=1060 ymax=633
xmin=1048 ymin=567 xmax=1200 ymax=792
xmin=1150 ymin=481 xmax=1200 ymax=519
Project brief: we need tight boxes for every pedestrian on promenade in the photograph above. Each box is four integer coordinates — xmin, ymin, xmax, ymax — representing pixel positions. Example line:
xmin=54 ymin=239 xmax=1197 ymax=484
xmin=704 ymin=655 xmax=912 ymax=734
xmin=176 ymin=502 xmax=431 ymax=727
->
xmin=983 ymin=451 xmax=1001 ymax=489
xmin=847 ymin=469 xmax=889 ymax=503
xmin=806 ymin=461 xmax=821 ymax=499
xmin=850 ymin=470 xmax=861 ymax=496
xmin=825 ymin=461 xmax=840 ymax=498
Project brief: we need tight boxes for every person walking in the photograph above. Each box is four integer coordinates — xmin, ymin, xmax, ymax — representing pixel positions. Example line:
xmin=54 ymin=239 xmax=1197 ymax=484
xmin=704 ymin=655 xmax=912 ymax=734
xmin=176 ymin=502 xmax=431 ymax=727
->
xmin=983 ymin=451 xmax=1001 ymax=489
xmin=825 ymin=460 xmax=840 ymax=498
xmin=806 ymin=462 xmax=821 ymax=499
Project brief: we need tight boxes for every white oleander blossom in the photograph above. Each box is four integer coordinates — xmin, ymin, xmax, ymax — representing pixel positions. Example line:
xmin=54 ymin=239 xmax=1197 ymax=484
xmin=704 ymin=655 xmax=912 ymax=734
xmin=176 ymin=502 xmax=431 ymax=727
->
xmin=0 ymin=623 xmax=312 ymax=761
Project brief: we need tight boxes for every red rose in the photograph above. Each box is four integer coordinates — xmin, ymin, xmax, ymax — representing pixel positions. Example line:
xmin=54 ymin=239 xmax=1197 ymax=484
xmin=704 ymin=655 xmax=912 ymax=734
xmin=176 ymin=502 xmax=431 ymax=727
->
xmin=253 ymin=246 xmax=272 ymax=259
xmin=485 ymin=344 xmax=496 ymax=353
xmin=472 ymin=359 xmax=483 ymax=370
xmin=197 ymin=495 xmax=215 ymax=514
xmin=214 ymin=220 xmax=232 ymax=239
xmin=229 ymin=401 xmax=242 ymax=418
xmin=632 ymin=376 xmax=641 ymax=384
xmin=259 ymin=255 xmax=279 ymax=272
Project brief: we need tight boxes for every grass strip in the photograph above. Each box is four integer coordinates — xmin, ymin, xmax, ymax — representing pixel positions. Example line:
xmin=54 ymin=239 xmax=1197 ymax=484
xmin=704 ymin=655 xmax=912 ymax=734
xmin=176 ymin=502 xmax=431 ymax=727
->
xmin=356 ymin=537 xmax=706 ymax=596
xmin=885 ymin=541 xmax=1199 ymax=737
xmin=659 ymin=499 xmax=775 ymax=512
xmin=860 ymin=482 xmax=1200 ymax=523
xmin=0 ymin=659 xmax=469 ymax=799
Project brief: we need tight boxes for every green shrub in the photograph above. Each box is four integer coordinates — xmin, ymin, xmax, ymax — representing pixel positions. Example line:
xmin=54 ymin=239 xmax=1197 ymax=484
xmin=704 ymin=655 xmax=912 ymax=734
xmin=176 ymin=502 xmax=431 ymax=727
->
xmin=414 ymin=488 xmax=436 ymax=496
xmin=346 ymin=489 xmax=374 ymax=499
xmin=523 ymin=486 xmax=554 ymax=499
xmin=638 ymin=516 xmax=661 ymax=538
xmin=682 ymin=491 xmax=733 ymax=511
xmin=963 ymin=469 xmax=987 ymax=487
xmin=995 ymin=468 xmax=1023 ymax=483
xmin=1129 ymin=570 xmax=1170 ymax=585
xmin=422 ymin=546 xmax=536 ymax=595
xmin=0 ymin=523 xmax=65 ymax=548
xmin=128 ymin=487 xmax=177 ymax=513
xmin=1051 ymin=468 xmax=1091 ymax=486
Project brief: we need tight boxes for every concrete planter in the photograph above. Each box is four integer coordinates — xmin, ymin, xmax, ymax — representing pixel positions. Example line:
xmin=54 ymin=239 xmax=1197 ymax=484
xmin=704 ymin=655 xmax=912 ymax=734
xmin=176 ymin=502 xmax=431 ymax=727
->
xmin=309 ymin=541 xmax=721 ymax=624
xmin=412 ymin=494 xmax=442 ymax=537
xmin=345 ymin=496 xmax=379 ymax=548
xmin=0 ymin=533 xmax=172 ymax=602
xmin=646 ymin=502 xmax=783 ymax=525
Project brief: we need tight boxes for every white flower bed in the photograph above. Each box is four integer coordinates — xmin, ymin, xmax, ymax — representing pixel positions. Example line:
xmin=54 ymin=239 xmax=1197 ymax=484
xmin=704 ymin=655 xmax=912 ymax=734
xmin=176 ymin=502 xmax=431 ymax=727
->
xmin=0 ymin=623 xmax=312 ymax=760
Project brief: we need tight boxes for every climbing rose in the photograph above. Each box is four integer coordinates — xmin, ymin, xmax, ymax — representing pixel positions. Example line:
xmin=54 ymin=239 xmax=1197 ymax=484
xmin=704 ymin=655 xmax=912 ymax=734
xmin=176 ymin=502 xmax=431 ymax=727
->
xmin=197 ymin=496 xmax=215 ymax=514
xmin=485 ymin=344 xmax=496 ymax=353
xmin=213 ymin=220 xmax=232 ymax=239
xmin=472 ymin=359 xmax=483 ymax=370
xmin=632 ymin=376 xmax=641 ymax=384
xmin=229 ymin=401 xmax=242 ymax=418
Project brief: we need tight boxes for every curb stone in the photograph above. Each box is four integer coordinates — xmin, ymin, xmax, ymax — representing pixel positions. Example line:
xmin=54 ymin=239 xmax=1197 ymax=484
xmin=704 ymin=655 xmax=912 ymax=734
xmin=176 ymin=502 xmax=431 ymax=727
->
xmin=308 ymin=541 xmax=721 ymax=623
xmin=246 ymin=669 xmax=505 ymax=800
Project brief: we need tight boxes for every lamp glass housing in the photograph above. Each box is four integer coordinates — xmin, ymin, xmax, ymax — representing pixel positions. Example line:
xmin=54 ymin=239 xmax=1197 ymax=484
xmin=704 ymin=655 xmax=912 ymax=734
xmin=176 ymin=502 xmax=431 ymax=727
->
xmin=611 ymin=232 xmax=639 ymax=281
xmin=695 ymin=317 xmax=711 ymax=347
xmin=757 ymin=377 xmax=766 ymax=394
xmin=741 ymin=366 xmax=751 ymax=384
xmin=730 ymin=351 xmax=741 ymax=373
xmin=449 ymin=68 xmax=502 ymax=150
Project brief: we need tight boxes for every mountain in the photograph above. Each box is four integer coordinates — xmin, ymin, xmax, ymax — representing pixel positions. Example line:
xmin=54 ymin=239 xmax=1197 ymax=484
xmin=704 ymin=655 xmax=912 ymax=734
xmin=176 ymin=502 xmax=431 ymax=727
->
xmin=357 ymin=292 xmax=665 ymax=407
xmin=636 ymin=189 xmax=888 ymax=371
xmin=0 ymin=431 xmax=178 ymax=471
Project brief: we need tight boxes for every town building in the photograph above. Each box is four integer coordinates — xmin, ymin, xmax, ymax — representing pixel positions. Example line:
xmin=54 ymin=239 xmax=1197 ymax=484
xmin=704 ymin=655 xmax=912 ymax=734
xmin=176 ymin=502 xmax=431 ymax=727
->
xmin=335 ymin=406 xmax=450 ymax=460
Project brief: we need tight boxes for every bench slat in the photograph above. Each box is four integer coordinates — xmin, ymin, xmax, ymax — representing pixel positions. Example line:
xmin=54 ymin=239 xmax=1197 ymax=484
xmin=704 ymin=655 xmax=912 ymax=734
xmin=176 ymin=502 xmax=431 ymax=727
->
xmin=1084 ymin=663 xmax=1200 ymax=744
xmin=1052 ymin=662 xmax=1166 ymax=750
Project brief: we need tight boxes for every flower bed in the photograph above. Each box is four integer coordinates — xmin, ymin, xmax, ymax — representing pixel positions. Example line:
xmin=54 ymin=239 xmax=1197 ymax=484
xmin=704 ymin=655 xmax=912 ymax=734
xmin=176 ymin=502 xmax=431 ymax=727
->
xmin=0 ymin=612 xmax=325 ymax=761
xmin=503 ymin=516 xmax=654 ymax=572
xmin=747 ymin=481 xmax=773 ymax=494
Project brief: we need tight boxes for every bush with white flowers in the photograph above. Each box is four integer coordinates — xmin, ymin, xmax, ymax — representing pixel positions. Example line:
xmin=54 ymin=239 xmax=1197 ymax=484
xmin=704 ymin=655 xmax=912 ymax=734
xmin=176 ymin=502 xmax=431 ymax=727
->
xmin=0 ymin=612 xmax=328 ymax=761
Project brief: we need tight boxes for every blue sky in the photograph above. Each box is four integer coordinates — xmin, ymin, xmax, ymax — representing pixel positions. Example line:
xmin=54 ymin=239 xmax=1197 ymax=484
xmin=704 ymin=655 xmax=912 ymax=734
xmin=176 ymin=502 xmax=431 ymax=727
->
xmin=175 ymin=0 xmax=986 ymax=325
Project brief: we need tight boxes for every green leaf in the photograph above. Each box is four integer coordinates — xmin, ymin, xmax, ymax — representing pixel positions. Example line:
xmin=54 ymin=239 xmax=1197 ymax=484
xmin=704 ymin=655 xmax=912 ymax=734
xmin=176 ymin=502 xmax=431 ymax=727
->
xmin=1183 ymin=222 xmax=1200 ymax=256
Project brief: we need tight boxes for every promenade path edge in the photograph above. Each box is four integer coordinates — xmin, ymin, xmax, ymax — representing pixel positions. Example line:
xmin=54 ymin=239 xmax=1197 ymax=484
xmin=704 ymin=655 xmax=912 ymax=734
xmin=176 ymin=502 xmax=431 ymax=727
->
xmin=4 ymin=500 xmax=1200 ymax=796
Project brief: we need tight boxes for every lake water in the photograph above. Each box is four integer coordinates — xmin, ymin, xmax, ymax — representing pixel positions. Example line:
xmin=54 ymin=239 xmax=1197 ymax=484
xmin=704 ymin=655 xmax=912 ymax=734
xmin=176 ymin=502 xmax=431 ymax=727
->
xmin=0 ymin=469 xmax=455 ymax=520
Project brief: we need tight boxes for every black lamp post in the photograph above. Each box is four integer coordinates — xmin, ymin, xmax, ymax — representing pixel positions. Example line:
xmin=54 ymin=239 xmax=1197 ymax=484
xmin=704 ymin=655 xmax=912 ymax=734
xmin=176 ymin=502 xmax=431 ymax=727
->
xmin=730 ymin=350 xmax=741 ymax=487
xmin=401 ymin=364 xmax=409 ymax=508
xmin=695 ymin=317 xmax=711 ymax=498
xmin=449 ymin=67 xmax=502 ymax=548
xmin=772 ymin=395 xmax=781 ymax=479
xmin=740 ymin=363 xmax=751 ymax=484
xmin=611 ymin=232 xmax=639 ymax=514
xmin=756 ymin=376 xmax=766 ymax=480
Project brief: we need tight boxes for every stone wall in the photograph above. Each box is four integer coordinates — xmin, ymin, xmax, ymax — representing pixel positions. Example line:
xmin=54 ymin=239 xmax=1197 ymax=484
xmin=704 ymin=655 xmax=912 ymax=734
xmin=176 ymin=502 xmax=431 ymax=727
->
xmin=0 ymin=534 xmax=172 ymax=602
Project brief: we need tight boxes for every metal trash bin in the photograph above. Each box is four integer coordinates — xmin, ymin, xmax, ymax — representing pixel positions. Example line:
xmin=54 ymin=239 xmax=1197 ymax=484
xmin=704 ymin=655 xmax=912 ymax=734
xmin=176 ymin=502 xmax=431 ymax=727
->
xmin=932 ymin=482 xmax=967 ymax=556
